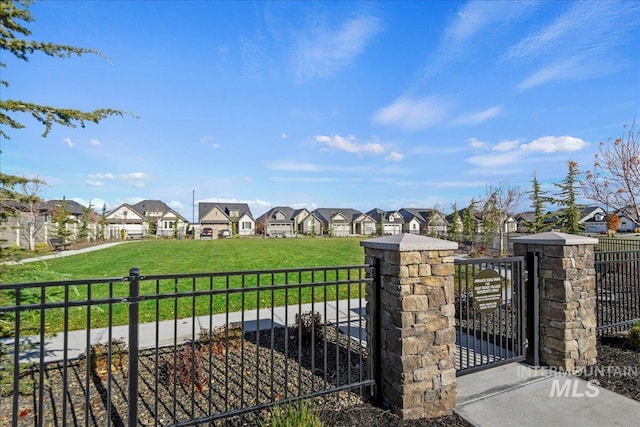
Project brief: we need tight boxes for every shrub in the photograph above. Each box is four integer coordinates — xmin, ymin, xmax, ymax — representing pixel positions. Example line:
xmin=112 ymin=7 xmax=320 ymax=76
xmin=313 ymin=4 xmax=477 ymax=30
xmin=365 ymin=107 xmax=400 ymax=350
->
xmin=159 ymin=343 xmax=207 ymax=390
xmin=629 ymin=322 xmax=640 ymax=350
xmin=291 ymin=311 xmax=323 ymax=346
xmin=89 ymin=338 xmax=128 ymax=379
xmin=198 ymin=324 xmax=243 ymax=354
xmin=260 ymin=401 xmax=323 ymax=427
xmin=34 ymin=242 xmax=49 ymax=253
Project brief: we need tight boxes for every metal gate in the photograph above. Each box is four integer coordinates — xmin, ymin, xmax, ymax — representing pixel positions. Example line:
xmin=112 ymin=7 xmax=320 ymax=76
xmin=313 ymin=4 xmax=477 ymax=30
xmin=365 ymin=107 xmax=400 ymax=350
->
xmin=454 ymin=256 xmax=530 ymax=375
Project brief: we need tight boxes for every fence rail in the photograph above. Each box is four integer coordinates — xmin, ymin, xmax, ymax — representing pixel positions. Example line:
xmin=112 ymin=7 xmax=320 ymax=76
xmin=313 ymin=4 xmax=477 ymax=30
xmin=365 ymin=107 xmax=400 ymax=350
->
xmin=595 ymin=250 xmax=640 ymax=335
xmin=595 ymin=237 xmax=640 ymax=252
xmin=0 ymin=265 xmax=373 ymax=427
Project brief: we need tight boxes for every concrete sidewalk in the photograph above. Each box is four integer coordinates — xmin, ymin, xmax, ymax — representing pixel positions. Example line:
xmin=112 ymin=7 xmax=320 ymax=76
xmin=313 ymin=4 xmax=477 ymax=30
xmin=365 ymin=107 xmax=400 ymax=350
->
xmin=2 ymin=241 xmax=128 ymax=265
xmin=11 ymin=298 xmax=367 ymax=364
xmin=455 ymin=363 xmax=640 ymax=426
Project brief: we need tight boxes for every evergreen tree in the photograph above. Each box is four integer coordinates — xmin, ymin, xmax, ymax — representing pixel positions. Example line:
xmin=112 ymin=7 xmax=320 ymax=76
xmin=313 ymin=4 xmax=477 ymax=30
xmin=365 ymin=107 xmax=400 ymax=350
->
xmin=0 ymin=0 xmax=130 ymax=140
xmin=78 ymin=203 xmax=92 ymax=242
xmin=449 ymin=204 xmax=461 ymax=241
xmin=97 ymin=203 xmax=107 ymax=241
xmin=52 ymin=197 xmax=72 ymax=240
xmin=527 ymin=172 xmax=553 ymax=233
xmin=462 ymin=200 xmax=477 ymax=241
xmin=553 ymin=161 xmax=583 ymax=234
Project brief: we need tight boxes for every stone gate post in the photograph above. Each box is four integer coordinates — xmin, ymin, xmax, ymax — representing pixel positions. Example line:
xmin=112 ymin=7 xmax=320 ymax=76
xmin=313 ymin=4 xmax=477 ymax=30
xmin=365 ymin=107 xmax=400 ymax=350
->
xmin=512 ymin=232 xmax=598 ymax=371
xmin=361 ymin=234 xmax=458 ymax=419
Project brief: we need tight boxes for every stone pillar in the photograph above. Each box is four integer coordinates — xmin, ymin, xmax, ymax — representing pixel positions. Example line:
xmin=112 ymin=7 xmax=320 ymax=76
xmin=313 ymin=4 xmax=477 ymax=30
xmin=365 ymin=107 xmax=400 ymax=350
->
xmin=361 ymin=233 xmax=458 ymax=419
xmin=512 ymin=232 xmax=598 ymax=371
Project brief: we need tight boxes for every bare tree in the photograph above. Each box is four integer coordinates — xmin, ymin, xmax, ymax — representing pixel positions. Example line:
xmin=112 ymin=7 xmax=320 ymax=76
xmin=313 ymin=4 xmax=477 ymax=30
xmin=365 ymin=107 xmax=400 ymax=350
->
xmin=582 ymin=121 xmax=640 ymax=220
xmin=480 ymin=184 xmax=524 ymax=255
xmin=17 ymin=176 xmax=48 ymax=250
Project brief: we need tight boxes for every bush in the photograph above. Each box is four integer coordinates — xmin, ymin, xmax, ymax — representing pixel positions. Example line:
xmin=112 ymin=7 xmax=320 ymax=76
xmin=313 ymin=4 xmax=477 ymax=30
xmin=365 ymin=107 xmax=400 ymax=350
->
xmin=260 ymin=401 xmax=323 ymax=427
xmin=291 ymin=311 xmax=323 ymax=346
xmin=159 ymin=343 xmax=207 ymax=390
xmin=629 ymin=322 xmax=640 ymax=350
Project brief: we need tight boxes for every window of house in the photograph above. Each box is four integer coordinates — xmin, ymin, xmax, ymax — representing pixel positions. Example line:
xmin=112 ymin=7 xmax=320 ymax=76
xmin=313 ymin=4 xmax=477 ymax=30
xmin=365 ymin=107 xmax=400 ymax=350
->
xmin=242 ymin=221 xmax=251 ymax=230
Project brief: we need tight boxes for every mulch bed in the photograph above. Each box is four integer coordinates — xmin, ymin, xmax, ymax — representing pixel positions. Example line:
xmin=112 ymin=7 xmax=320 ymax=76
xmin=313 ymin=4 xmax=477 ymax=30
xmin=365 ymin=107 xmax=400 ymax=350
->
xmin=578 ymin=335 xmax=640 ymax=402
xmin=2 ymin=328 xmax=636 ymax=427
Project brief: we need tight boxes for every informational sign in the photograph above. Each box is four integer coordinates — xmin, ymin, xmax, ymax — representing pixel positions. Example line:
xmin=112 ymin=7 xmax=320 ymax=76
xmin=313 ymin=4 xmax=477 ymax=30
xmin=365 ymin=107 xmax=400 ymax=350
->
xmin=472 ymin=269 xmax=503 ymax=314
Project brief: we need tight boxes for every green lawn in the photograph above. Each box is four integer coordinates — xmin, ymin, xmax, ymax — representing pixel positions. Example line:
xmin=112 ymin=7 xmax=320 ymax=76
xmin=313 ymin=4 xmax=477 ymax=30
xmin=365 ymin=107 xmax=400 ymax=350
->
xmin=1 ymin=238 xmax=368 ymax=335
xmin=2 ymin=238 xmax=366 ymax=283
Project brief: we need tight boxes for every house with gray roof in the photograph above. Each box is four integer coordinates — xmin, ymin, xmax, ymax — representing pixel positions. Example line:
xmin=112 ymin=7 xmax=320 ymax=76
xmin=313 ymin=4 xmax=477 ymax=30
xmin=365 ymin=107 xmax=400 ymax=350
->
xmin=199 ymin=202 xmax=255 ymax=238
xmin=299 ymin=208 xmax=363 ymax=237
xmin=399 ymin=208 xmax=448 ymax=236
xmin=257 ymin=206 xmax=309 ymax=237
xmin=366 ymin=208 xmax=404 ymax=235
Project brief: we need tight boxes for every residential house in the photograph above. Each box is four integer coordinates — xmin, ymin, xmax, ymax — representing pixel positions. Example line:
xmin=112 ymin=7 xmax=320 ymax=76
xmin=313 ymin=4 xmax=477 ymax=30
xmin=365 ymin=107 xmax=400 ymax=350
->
xmin=131 ymin=200 xmax=188 ymax=237
xmin=106 ymin=203 xmax=147 ymax=239
xmin=514 ymin=212 xmax=537 ymax=233
xmin=299 ymin=208 xmax=363 ymax=237
xmin=399 ymin=208 xmax=448 ymax=236
xmin=199 ymin=202 xmax=255 ymax=238
xmin=351 ymin=212 xmax=377 ymax=236
xmin=613 ymin=207 xmax=640 ymax=232
xmin=1 ymin=199 xmax=95 ymax=249
xmin=545 ymin=206 xmax=606 ymax=232
xmin=366 ymin=208 xmax=404 ymax=235
xmin=257 ymin=206 xmax=309 ymax=237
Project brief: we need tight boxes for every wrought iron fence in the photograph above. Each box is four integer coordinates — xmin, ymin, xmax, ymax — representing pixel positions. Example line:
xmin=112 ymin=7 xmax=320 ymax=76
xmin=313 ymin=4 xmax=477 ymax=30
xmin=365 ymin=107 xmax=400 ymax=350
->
xmin=595 ymin=237 xmax=640 ymax=252
xmin=595 ymin=250 xmax=640 ymax=335
xmin=454 ymin=257 xmax=527 ymax=375
xmin=0 ymin=265 xmax=373 ymax=426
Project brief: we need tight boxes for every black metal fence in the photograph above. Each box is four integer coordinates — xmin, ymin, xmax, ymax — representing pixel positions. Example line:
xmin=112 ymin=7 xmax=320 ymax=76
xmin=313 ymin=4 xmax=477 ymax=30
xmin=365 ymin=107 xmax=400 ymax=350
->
xmin=0 ymin=265 xmax=373 ymax=426
xmin=594 ymin=250 xmax=640 ymax=335
xmin=454 ymin=257 xmax=527 ymax=375
xmin=596 ymin=237 xmax=640 ymax=252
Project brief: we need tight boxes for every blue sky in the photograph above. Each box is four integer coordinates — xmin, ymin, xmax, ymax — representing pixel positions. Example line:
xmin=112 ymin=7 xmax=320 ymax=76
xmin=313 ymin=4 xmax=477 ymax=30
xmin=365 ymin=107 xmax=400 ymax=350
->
xmin=2 ymin=0 xmax=639 ymax=219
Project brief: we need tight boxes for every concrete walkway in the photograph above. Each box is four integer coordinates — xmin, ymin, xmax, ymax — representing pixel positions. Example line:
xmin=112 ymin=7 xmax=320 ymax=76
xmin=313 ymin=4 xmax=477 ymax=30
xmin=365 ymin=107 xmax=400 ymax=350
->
xmin=2 ymin=241 xmax=128 ymax=265
xmin=455 ymin=363 xmax=640 ymax=426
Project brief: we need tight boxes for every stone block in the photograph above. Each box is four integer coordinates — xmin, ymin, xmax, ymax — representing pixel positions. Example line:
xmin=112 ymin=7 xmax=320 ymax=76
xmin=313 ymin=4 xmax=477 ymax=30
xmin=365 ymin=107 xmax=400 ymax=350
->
xmin=434 ymin=327 xmax=455 ymax=346
xmin=419 ymin=263 xmax=432 ymax=276
xmin=413 ymin=365 xmax=439 ymax=382
xmin=401 ymin=295 xmax=430 ymax=312
xmin=432 ymin=263 xmax=454 ymax=276
xmin=400 ymin=251 xmax=423 ymax=265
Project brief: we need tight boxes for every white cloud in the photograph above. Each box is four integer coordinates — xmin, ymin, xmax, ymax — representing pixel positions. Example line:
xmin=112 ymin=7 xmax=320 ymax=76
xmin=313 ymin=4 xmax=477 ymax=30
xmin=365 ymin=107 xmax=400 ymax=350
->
xmin=88 ymin=172 xmax=115 ymax=180
xmin=85 ymin=180 xmax=104 ymax=187
xmin=466 ymin=150 xmax=522 ymax=168
xmin=504 ymin=2 xmax=638 ymax=63
xmin=200 ymin=135 xmax=214 ymax=144
xmin=90 ymin=139 xmax=101 ymax=146
xmin=119 ymin=172 xmax=151 ymax=188
xmin=212 ymin=143 xmax=221 ymax=149
xmin=281 ymin=133 xmax=288 ymax=139
xmin=468 ymin=138 xmax=488 ymax=149
xmin=373 ymin=96 xmax=452 ymax=131
xmin=492 ymin=139 xmax=520 ymax=152
xmin=451 ymin=106 xmax=502 ymax=126
xmin=63 ymin=137 xmax=74 ymax=148
xmin=315 ymin=134 xmax=384 ymax=155
xmin=521 ymin=136 xmax=587 ymax=153
xmin=293 ymin=13 xmax=382 ymax=81
xmin=385 ymin=151 xmax=404 ymax=162
xmin=517 ymin=58 xmax=579 ymax=90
